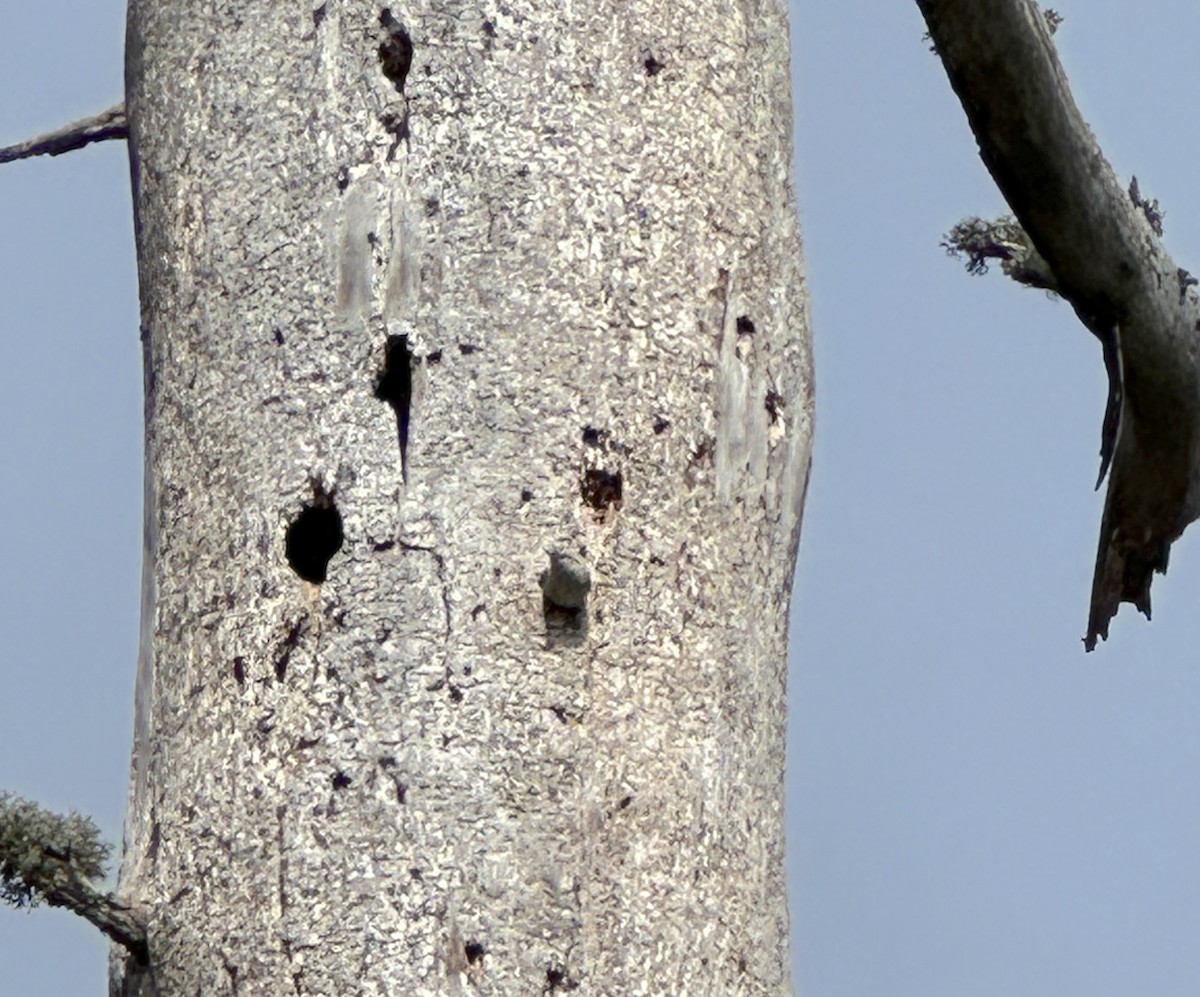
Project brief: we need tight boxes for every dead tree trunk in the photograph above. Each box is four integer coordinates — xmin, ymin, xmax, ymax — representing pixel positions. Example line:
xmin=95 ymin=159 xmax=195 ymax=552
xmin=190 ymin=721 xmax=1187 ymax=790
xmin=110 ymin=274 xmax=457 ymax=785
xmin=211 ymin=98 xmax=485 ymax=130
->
xmin=116 ymin=0 xmax=811 ymax=992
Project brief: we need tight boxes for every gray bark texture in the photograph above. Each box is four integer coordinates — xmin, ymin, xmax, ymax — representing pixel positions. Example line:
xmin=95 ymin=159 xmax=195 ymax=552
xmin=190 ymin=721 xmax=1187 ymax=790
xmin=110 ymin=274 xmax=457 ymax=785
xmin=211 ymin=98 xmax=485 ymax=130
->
xmin=116 ymin=0 xmax=811 ymax=994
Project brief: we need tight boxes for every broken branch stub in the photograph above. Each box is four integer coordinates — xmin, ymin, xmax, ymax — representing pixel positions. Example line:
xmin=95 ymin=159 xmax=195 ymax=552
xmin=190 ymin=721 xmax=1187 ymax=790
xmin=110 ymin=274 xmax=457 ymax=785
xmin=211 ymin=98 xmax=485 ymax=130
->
xmin=0 ymin=103 xmax=127 ymax=164
xmin=919 ymin=0 xmax=1200 ymax=649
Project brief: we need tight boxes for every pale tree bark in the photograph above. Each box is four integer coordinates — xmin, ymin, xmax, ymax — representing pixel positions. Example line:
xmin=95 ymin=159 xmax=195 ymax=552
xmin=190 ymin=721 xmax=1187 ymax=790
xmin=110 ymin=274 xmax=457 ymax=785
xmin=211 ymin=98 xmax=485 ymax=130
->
xmin=115 ymin=0 xmax=811 ymax=994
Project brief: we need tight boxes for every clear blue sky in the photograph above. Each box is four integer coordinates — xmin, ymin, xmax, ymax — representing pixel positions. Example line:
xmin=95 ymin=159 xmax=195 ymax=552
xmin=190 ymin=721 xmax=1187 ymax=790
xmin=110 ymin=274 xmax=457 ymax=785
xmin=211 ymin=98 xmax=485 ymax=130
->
xmin=4 ymin=2 xmax=1200 ymax=994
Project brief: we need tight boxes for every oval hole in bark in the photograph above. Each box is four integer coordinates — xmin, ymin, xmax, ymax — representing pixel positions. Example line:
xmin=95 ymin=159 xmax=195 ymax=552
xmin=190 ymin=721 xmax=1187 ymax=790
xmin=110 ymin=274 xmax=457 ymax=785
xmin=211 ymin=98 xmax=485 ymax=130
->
xmin=378 ymin=9 xmax=413 ymax=93
xmin=285 ymin=502 xmax=344 ymax=584
xmin=581 ymin=468 xmax=622 ymax=511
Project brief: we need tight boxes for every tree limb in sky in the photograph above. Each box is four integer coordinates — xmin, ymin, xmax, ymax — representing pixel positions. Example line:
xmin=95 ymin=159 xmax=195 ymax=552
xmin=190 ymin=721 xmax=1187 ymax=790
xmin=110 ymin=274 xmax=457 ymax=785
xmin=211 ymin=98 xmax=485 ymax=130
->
xmin=0 ymin=103 xmax=127 ymax=164
xmin=0 ymin=793 xmax=147 ymax=961
xmin=919 ymin=0 xmax=1200 ymax=650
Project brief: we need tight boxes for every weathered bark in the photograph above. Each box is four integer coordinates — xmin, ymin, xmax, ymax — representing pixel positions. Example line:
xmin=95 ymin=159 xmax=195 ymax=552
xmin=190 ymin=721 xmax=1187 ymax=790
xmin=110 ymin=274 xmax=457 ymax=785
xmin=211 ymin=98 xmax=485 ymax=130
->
xmin=0 ymin=103 xmax=127 ymax=164
xmin=919 ymin=0 xmax=1200 ymax=649
xmin=117 ymin=0 xmax=811 ymax=994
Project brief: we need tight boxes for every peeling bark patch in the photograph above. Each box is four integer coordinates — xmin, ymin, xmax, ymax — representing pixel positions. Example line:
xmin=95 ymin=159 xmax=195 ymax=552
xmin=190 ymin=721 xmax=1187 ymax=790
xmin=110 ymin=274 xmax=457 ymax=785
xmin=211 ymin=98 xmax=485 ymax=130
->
xmin=765 ymin=389 xmax=783 ymax=424
xmin=581 ymin=468 xmax=622 ymax=512
xmin=374 ymin=334 xmax=414 ymax=482
xmin=1178 ymin=267 xmax=1197 ymax=304
xmin=685 ymin=438 xmax=715 ymax=487
xmin=377 ymin=758 xmax=409 ymax=803
xmin=378 ymin=10 xmax=414 ymax=94
xmin=644 ymin=54 xmax=665 ymax=77
xmin=285 ymin=498 xmax=344 ymax=584
xmin=464 ymin=941 xmax=486 ymax=964
xmin=274 ymin=619 xmax=305 ymax=681
xmin=379 ymin=111 xmax=409 ymax=160
xmin=1128 ymin=176 xmax=1163 ymax=236
xmin=331 ymin=771 xmax=352 ymax=790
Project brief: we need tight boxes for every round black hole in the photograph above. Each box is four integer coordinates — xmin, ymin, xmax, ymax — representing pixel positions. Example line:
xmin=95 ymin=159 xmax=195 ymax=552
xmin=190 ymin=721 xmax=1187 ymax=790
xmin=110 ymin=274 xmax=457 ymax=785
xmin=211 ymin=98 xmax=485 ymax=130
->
xmin=285 ymin=504 xmax=344 ymax=583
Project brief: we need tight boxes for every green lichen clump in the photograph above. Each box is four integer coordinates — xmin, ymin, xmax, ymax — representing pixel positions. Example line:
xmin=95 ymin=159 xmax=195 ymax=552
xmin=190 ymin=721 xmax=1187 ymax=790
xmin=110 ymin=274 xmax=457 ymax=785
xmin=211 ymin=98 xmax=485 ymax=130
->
xmin=0 ymin=792 xmax=108 ymax=908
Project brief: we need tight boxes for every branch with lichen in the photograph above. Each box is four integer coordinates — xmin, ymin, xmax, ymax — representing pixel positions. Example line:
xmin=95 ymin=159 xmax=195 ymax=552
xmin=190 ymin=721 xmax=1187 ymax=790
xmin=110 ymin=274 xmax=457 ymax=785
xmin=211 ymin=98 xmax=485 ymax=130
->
xmin=945 ymin=177 xmax=1171 ymax=294
xmin=920 ymin=0 xmax=1200 ymax=650
xmin=942 ymin=214 xmax=1058 ymax=291
xmin=0 ymin=793 xmax=147 ymax=962
xmin=0 ymin=103 xmax=127 ymax=165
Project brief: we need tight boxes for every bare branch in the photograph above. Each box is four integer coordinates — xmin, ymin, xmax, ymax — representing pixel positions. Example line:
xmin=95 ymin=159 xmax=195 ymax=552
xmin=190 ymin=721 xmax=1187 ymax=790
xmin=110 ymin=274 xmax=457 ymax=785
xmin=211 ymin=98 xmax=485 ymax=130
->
xmin=0 ymin=103 xmax=128 ymax=165
xmin=43 ymin=881 xmax=149 ymax=963
xmin=918 ymin=0 xmax=1200 ymax=650
xmin=0 ymin=793 xmax=147 ymax=961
